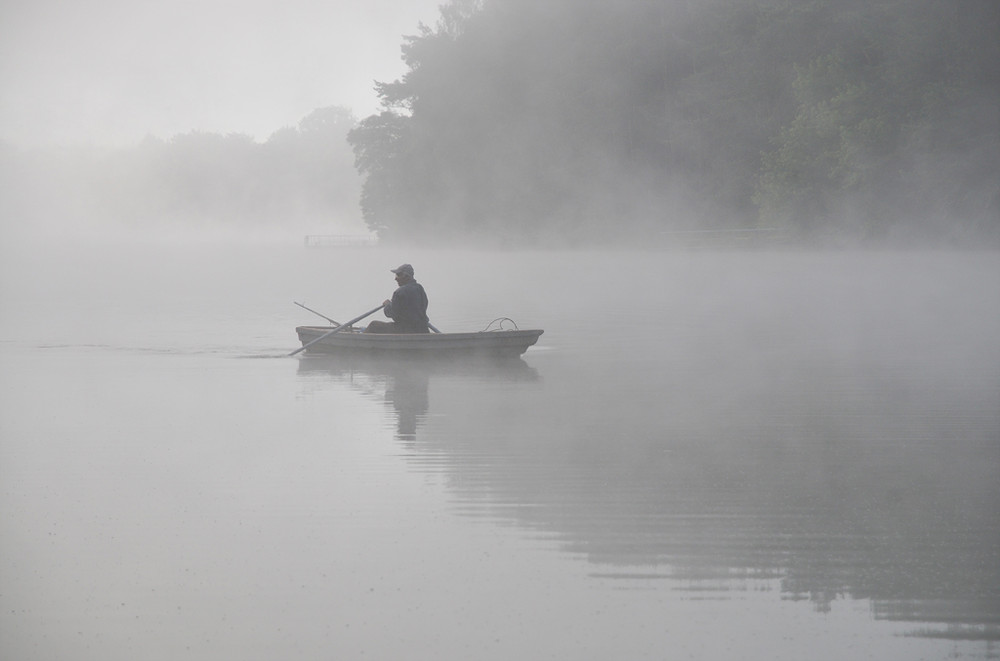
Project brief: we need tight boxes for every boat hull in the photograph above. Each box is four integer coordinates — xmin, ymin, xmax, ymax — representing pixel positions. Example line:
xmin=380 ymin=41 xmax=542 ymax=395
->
xmin=295 ymin=326 xmax=543 ymax=357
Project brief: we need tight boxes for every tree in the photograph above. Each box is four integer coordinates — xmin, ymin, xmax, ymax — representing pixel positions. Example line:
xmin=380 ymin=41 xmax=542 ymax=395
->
xmin=349 ymin=0 xmax=999 ymax=246
xmin=756 ymin=0 xmax=1000 ymax=244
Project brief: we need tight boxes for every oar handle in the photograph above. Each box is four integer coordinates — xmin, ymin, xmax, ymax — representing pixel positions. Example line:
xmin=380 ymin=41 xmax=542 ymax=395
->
xmin=289 ymin=304 xmax=385 ymax=356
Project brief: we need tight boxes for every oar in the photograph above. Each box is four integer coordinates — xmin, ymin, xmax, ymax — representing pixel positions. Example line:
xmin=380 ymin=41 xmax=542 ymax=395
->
xmin=289 ymin=305 xmax=384 ymax=356
xmin=294 ymin=301 xmax=340 ymax=326
xmin=297 ymin=299 xmax=440 ymax=334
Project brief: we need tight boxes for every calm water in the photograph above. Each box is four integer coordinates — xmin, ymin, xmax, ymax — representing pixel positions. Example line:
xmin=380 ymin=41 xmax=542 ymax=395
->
xmin=1 ymin=238 xmax=998 ymax=660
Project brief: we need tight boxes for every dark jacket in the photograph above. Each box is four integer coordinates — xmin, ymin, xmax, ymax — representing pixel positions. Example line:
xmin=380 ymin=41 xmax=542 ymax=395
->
xmin=384 ymin=281 xmax=429 ymax=333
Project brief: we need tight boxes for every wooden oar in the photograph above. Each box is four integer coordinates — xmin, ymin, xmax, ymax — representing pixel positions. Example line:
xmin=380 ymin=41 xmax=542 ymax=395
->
xmin=289 ymin=304 xmax=384 ymax=356
xmin=294 ymin=301 xmax=340 ymax=326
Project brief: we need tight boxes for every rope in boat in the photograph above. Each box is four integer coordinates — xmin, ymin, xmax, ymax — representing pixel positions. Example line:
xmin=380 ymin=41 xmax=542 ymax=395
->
xmin=480 ymin=317 xmax=519 ymax=332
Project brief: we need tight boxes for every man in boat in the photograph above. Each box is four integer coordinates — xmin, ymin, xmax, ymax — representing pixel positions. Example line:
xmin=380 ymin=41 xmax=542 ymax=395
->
xmin=364 ymin=263 xmax=430 ymax=334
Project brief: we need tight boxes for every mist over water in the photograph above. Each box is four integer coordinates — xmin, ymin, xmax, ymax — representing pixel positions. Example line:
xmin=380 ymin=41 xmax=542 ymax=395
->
xmin=3 ymin=1 xmax=995 ymax=655
xmin=1 ymin=237 xmax=998 ymax=660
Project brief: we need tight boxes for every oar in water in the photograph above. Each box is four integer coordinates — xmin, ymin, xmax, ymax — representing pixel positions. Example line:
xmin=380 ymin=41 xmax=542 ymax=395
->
xmin=294 ymin=301 xmax=340 ymax=326
xmin=289 ymin=304 xmax=384 ymax=356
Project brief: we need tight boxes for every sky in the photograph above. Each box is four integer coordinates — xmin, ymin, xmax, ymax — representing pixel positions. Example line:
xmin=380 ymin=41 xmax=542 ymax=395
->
xmin=0 ymin=0 xmax=444 ymax=148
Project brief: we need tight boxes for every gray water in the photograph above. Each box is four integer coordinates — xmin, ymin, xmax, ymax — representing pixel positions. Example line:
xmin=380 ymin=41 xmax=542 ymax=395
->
xmin=2 ymin=238 xmax=998 ymax=660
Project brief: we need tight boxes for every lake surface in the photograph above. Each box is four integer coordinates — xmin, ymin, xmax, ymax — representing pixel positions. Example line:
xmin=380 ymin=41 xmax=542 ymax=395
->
xmin=2 ymin=237 xmax=998 ymax=660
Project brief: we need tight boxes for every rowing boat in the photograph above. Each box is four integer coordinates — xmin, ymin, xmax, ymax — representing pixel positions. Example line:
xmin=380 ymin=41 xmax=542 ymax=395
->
xmin=294 ymin=325 xmax=544 ymax=357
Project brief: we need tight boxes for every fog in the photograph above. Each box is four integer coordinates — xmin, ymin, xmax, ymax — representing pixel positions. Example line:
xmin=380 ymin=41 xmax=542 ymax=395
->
xmin=0 ymin=0 xmax=443 ymax=147
xmin=4 ymin=0 xmax=995 ymax=248
xmin=1 ymin=0 xmax=450 ymax=240
xmin=2 ymin=2 xmax=999 ymax=657
xmin=2 ymin=243 xmax=998 ymax=660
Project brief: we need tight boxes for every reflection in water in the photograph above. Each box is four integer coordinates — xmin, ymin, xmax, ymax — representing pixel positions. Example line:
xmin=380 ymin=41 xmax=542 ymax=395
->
xmin=296 ymin=353 xmax=538 ymax=442
xmin=290 ymin=251 xmax=999 ymax=653
xmin=6 ymin=242 xmax=998 ymax=659
xmin=386 ymin=368 xmax=429 ymax=439
xmin=299 ymin=351 xmax=999 ymax=645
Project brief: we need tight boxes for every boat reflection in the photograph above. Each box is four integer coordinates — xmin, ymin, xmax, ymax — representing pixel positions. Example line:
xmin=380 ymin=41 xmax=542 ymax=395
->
xmin=296 ymin=353 xmax=539 ymax=441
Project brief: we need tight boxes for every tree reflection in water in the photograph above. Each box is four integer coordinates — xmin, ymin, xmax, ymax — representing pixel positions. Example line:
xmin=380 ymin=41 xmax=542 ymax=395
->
xmin=297 ymin=350 xmax=999 ymax=643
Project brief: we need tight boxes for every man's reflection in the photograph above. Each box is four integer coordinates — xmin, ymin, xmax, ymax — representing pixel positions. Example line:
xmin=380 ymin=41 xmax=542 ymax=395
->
xmin=384 ymin=367 xmax=430 ymax=440
xmin=297 ymin=354 xmax=537 ymax=445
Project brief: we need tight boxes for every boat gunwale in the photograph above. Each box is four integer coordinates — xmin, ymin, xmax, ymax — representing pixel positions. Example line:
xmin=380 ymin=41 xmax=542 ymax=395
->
xmin=294 ymin=325 xmax=543 ymax=355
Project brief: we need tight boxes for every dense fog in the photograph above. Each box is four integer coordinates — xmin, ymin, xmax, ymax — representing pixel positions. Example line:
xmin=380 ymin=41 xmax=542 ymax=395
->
xmin=348 ymin=0 xmax=999 ymax=246
xmin=2 ymin=0 xmax=997 ymax=248
xmin=0 ymin=107 xmax=367 ymax=241
xmin=0 ymin=0 xmax=443 ymax=145
xmin=3 ymin=244 xmax=998 ymax=659
xmin=2 ymin=2 xmax=999 ymax=658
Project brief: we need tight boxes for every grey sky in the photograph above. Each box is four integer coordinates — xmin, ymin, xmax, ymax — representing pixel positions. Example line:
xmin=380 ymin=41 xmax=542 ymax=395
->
xmin=0 ymin=0 xmax=443 ymax=147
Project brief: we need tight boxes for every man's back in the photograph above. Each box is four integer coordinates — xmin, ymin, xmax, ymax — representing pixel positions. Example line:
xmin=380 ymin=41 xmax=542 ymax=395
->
xmin=386 ymin=280 xmax=429 ymax=333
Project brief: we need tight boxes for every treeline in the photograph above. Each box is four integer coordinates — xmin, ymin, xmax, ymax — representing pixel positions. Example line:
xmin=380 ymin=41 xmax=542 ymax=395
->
xmin=1 ymin=106 xmax=362 ymax=231
xmin=349 ymin=0 xmax=1000 ymax=246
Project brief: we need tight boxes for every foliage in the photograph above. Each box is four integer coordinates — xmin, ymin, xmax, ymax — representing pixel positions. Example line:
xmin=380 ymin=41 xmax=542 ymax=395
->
xmin=349 ymin=0 xmax=999 ymax=246
xmin=755 ymin=1 xmax=1000 ymax=243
